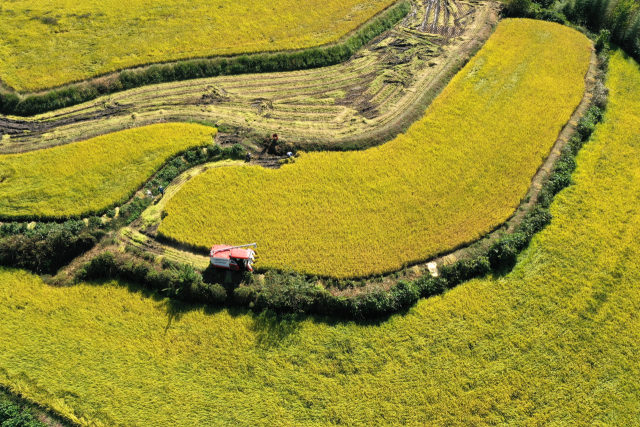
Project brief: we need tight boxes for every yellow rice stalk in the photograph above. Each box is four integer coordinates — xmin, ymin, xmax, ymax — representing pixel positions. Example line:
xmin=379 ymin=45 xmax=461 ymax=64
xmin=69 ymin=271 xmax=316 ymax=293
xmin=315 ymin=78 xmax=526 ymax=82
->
xmin=0 ymin=123 xmax=215 ymax=219
xmin=0 ymin=0 xmax=395 ymax=91
xmin=159 ymin=20 xmax=592 ymax=278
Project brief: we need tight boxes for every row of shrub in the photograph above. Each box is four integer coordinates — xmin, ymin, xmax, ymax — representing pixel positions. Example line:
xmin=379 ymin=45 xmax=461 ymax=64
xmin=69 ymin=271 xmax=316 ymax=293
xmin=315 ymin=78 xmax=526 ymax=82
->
xmin=145 ymin=142 xmax=245 ymax=196
xmin=0 ymin=2 xmax=410 ymax=117
xmin=0 ymin=220 xmax=105 ymax=275
xmin=70 ymin=51 xmax=608 ymax=319
xmin=76 ymin=250 xmax=229 ymax=305
xmin=0 ymin=190 xmax=156 ymax=274
xmin=0 ymin=137 xmax=248 ymax=275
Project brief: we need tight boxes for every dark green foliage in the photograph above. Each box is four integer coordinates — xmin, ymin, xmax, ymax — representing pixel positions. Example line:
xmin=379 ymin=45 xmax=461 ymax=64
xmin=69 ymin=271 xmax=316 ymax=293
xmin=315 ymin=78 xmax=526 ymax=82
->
xmin=76 ymin=252 xmax=230 ymax=305
xmin=0 ymin=400 xmax=47 ymax=427
xmin=532 ymin=0 xmax=555 ymax=10
xmin=118 ymin=196 xmax=152 ymax=224
xmin=535 ymin=9 xmax=568 ymax=23
xmin=517 ymin=206 xmax=553 ymax=238
xmin=230 ymin=144 xmax=245 ymax=159
xmin=253 ymin=271 xmax=323 ymax=313
xmin=414 ymin=276 xmax=448 ymax=298
xmin=353 ymin=289 xmax=396 ymax=318
xmin=0 ymin=222 xmax=28 ymax=237
xmin=503 ymin=0 xmax=532 ymax=17
xmin=576 ymin=105 xmax=604 ymax=140
xmin=207 ymin=144 xmax=222 ymax=158
xmin=234 ymin=286 xmax=256 ymax=306
xmin=595 ymin=29 xmax=611 ymax=52
xmin=440 ymin=257 xmax=492 ymax=288
xmin=564 ymin=0 xmax=640 ymax=63
xmin=87 ymin=216 xmax=103 ymax=228
xmin=488 ymin=235 xmax=522 ymax=270
xmin=78 ymin=251 xmax=120 ymax=280
xmin=183 ymin=148 xmax=206 ymax=165
xmin=192 ymin=282 xmax=227 ymax=304
xmin=390 ymin=280 xmax=420 ymax=309
xmin=0 ymin=2 xmax=410 ymax=117
xmin=0 ymin=220 xmax=99 ymax=274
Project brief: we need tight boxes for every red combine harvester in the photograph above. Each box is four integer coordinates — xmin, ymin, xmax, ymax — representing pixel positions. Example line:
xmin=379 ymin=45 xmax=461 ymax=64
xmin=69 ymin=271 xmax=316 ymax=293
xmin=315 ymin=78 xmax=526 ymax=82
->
xmin=210 ymin=243 xmax=257 ymax=272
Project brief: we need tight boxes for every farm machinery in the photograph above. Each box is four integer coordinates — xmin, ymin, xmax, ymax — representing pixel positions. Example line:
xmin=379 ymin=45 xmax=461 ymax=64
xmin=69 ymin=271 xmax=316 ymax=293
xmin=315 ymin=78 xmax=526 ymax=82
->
xmin=210 ymin=243 xmax=257 ymax=272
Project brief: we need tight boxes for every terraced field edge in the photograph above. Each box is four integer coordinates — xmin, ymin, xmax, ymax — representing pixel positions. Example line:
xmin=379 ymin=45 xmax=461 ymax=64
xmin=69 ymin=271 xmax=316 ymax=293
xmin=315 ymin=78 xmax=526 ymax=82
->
xmin=157 ymin=20 xmax=592 ymax=279
xmin=0 ymin=2 xmax=410 ymax=117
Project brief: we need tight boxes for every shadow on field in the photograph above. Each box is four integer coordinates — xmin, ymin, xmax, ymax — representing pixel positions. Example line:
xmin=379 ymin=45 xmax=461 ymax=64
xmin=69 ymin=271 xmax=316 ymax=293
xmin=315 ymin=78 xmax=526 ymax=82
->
xmin=82 ymin=277 xmax=420 ymax=347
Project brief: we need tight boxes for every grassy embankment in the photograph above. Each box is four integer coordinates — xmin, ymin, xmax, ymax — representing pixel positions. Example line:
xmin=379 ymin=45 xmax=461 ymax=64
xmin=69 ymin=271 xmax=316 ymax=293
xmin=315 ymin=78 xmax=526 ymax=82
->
xmin=0 ymin=0 xmax=395 ymax=92
xmin=159 ymin=19 xmax=592 ymax=278
xmin=0 ymin=49 xmax=639 ymax=426
xmin=0 ymin=123 xmax=215 ymax=219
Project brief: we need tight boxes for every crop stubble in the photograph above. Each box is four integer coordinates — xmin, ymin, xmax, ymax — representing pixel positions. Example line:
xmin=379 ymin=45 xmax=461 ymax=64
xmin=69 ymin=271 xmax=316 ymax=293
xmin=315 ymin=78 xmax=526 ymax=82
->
xmin=0 ymin=1 xmax=498 ymax=154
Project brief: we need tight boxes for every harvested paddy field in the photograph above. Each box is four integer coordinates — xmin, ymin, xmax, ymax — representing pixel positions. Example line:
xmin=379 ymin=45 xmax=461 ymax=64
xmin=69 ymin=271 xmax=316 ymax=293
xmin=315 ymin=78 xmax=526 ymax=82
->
xmin=0 ymin=0 xmax=396 ymax=92
xmin=0 ymin=1 xmax=498 ymax=154
xmin=1 ymin=51 xmax=639 ymax=425
xmin=0 ymin=123 xmax=215 ymax=219
xmin=158 ymin=20 xmax=592 ymax=278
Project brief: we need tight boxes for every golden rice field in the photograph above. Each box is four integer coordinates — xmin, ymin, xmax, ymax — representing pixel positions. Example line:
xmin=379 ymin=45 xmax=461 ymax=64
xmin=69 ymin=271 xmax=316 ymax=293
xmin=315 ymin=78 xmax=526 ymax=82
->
xmin=159 ymin=20 xmax=592 ymax=278
xmin=1 ymin=51 xmax=639 ymax=425
xmin=0 ymin=0 xmax=395 ymax=92
xmin=0 ymin=123 xmax=215 ymax=219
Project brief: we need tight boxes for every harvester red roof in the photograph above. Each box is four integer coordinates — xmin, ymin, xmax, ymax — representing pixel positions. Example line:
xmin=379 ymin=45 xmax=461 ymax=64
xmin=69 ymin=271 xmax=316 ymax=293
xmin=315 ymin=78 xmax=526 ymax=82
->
xmin=210 ymin=245 xmax=254 ymax=259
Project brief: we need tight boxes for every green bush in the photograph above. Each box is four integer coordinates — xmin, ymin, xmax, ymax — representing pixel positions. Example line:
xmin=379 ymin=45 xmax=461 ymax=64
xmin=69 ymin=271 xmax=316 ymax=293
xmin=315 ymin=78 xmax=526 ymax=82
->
xmin=576 ymin=106 xmax=603 ymax=140
xmin=253 ymin=271 xmax=321 ymax=313
xmin=0 ymin=400 xmax=47 ymax=427
xmin=390 ymin=281 xmax=419 ymax=309
xmin=234 ymin=286 xmax=256 ymax=306
xmin=207 ymin=144 xmax=222 ymax=158
xmin=504 ymin=0 xmax=532 ymax=17
xmin=88 ymin=216 xmax=103 ymax=228
xmin=0 ymin=226 xmax=98 ymax=275
xmin=184 ymin=148 xmax=206 ymax=165
xmin=440 ymin=257 xmax=491 ymax=288
xmin=536 ymin=9 xmax=567 ymax=23
xmin=230 ymin=144 xmax=245 ymax=159
xmin=595 ymin=29 xmax=611 ymax=52
xmin=564 ymin=0 xmax=640 ymax=63
xmin=209 ymin=283 xmax=228 ymax=304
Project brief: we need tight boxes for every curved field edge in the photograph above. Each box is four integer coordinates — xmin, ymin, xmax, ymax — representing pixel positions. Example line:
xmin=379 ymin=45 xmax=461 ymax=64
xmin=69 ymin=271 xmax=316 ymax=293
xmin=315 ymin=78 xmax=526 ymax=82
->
xmin=0 ymin=123 xmax=215 ymax=220
xmin=157 ymin=20 xmax=592 ymax=279
xmin=0 ymin=2 xmax=410 ymax=116
xmin=0 ymin=49 xmax=639 ymax=424
xmin=0 ymin=2 xmax=498 ymax=157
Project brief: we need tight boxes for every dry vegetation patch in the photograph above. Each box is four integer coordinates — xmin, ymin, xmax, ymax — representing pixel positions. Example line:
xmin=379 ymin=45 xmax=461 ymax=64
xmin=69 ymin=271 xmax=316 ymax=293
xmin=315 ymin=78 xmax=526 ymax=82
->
xmin=158 ymin=20 xmax=592 ymax=278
